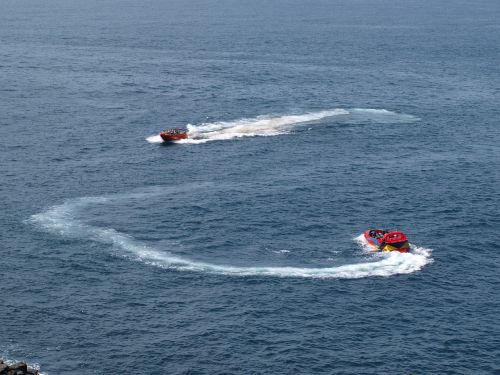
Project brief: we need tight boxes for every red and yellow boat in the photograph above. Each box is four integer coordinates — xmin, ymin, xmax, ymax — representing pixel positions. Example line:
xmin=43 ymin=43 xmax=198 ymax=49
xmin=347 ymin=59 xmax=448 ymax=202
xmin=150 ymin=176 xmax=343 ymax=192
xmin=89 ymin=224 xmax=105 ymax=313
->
xmin=364 ymin=229 xmax=410 ymax=253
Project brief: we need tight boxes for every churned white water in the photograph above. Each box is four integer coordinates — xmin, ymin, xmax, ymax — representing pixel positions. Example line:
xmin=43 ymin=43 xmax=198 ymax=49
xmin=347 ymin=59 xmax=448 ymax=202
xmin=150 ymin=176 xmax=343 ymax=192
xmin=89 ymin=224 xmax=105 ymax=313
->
xmin=146 ymin=108 xmax=418 ymax=144
xmin=30 ymin=194 xmax=432 ymax=279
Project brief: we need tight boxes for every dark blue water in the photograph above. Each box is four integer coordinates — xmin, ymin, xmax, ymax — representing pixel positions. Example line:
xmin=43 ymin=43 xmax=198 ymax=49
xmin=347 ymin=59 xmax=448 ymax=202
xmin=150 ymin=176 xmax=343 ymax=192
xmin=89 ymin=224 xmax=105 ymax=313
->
xmin=2 ymin=0 xmax=500 ymax=373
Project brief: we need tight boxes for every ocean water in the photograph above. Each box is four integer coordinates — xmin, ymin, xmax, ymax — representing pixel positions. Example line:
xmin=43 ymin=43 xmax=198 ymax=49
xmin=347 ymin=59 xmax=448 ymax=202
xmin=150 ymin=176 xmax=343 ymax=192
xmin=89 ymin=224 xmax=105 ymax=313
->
xmin=1 ymin=0 xmax=500 ymax=373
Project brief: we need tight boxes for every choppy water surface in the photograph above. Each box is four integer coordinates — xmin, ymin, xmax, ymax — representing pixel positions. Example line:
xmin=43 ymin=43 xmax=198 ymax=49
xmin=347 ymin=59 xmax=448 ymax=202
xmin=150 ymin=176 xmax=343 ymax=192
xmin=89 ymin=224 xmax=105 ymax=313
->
xmin=1 ymin=0 xmax=500 ymax=373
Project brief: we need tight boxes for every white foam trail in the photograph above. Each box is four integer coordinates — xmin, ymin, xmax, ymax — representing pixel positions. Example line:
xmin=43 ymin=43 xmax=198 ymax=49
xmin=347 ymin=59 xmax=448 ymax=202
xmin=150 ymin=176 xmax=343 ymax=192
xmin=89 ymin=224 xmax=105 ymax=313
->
xmin=147 ymin=108 xmax=418 ymax=144
xmin=351 ymin=108 xmax=420 ymax=123
xmin=354 ymin=233 xmax=376 ymax=252
xmin=272 ymin=249 xmax=291 ymax=254
xmin=29 ymin=195 xmax=433 ymax=279
xmin=147 ymin=109 xmax=349 ymax=144
xmin=184 ymin=109 xmax=349 ymax=143
xmin=146 ymin=134 xmax=164 ymax=144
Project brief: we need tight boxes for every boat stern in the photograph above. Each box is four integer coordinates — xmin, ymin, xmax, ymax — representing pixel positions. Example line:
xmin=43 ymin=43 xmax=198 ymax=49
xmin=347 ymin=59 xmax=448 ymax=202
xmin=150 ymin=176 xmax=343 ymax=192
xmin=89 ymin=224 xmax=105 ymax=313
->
xmin=380 ymin=231 xmax=410 ymax=253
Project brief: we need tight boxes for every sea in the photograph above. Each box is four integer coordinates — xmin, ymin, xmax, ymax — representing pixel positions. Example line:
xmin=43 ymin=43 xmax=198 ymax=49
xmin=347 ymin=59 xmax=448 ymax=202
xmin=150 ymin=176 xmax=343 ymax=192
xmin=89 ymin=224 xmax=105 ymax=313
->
xmin=1 ymin=0 xmax=500 ymax=374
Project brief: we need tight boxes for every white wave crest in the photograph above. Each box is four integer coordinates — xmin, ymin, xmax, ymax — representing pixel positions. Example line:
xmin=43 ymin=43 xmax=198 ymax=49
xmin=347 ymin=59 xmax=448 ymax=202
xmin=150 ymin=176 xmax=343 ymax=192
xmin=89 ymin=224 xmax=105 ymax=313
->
xmin=29 ymin=194 xmax=432 ymax=279
xmin=146 ymin=134 xmax=164 ymax=144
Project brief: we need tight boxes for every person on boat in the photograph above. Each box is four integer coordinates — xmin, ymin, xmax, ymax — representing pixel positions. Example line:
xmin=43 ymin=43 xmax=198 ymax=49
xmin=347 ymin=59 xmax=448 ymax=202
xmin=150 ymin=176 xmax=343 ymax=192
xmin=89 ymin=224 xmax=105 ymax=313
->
xmin=369 ymin=230 xmax=386 ymax=239
xmin=378 ymin=240 xmax=386 ymax=250
xmin=377 ymin=232 xmax=392 ymax=250
xmin=368 ymin=230 xmax=386 ymax=250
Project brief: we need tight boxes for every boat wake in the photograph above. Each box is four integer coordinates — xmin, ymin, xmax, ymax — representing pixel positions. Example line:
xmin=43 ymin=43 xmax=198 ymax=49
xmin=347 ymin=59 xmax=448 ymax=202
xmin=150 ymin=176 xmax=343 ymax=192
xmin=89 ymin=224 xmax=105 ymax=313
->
xmin=145 ymin=134 xmax=164 ymax=144
xmin=29 ymin=191 xmax=432 ymax=279
xmin=146 ymin=108 xmax=418 ymax=144
xmin=182 ymin=109 xmax=348 ymax=144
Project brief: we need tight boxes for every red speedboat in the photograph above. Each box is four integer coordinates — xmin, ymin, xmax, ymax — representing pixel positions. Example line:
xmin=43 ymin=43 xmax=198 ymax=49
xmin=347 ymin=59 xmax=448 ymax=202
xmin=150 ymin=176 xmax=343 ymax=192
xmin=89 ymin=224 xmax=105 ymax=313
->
xmin=364 ymin=229 xmax=410 ymax=253
xmin=160 ymin=128 xmax=188 ymax=142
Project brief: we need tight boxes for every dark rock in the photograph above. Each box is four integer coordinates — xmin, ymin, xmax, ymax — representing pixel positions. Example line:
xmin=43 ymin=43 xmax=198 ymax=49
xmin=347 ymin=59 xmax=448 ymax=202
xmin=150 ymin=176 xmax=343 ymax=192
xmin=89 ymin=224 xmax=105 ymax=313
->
xmin=8 ymin=364 xmax=26 ymax=372
xmin=0 ymin=361 xmax=38 ymax=375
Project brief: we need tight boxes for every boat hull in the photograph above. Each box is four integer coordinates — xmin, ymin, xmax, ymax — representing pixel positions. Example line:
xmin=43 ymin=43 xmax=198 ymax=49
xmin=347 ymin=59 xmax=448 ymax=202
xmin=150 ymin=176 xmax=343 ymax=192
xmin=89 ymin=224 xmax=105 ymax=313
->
xmin=159 ymin=129 xmax=188 ymax=142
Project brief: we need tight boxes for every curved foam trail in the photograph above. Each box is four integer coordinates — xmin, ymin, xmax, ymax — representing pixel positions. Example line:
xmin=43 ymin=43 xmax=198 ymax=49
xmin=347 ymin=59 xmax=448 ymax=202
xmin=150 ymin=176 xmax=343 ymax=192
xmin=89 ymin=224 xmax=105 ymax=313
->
xmin=29 ymin=196 xmax=432 ymax=279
